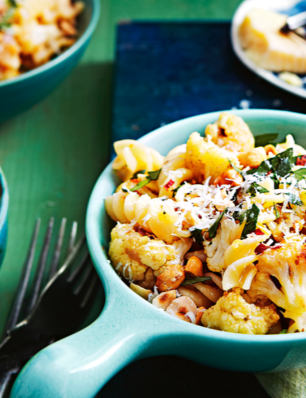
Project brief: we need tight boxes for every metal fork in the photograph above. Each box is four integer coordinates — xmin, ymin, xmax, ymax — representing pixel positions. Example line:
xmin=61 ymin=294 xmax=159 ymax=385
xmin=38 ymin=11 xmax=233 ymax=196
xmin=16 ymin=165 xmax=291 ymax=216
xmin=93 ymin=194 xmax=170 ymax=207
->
xmin=0 ymin=218 xmax=101 ymax=397
xmin=281 ymin=11 xmax=306 ymax=39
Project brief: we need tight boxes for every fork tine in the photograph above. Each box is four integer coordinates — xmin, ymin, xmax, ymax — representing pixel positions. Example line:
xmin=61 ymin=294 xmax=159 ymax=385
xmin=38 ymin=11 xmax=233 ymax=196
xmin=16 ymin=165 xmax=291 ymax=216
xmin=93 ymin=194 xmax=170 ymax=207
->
xmin=48 ymin=218 xmax=66 ymax=280
xmin=73 ymin=264 xmax=93 ymax=296
xmin=80 ymin=274 xmax=99 ymax=309
xmin=66 ymin=246 xmax=89 ymax=283
xmin=27 ymin=218 xmax=54 ymax=314
xmin=4 ymin=219 xmax=40 ymax=333
xmin=66 ymin=221 xmax=77 ymax=259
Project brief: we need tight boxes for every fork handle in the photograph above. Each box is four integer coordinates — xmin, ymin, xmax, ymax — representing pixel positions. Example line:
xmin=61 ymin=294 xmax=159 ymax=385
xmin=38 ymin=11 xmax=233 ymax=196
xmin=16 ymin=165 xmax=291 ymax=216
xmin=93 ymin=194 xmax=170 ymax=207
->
xmin=9 ymin=294 xmax=174 ymax=398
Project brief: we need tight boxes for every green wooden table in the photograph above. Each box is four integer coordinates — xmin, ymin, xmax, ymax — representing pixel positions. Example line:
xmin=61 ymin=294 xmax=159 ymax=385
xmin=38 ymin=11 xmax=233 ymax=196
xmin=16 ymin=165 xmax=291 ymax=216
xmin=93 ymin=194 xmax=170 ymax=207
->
xmin=0 ymin=0 xmax=270 ymax=396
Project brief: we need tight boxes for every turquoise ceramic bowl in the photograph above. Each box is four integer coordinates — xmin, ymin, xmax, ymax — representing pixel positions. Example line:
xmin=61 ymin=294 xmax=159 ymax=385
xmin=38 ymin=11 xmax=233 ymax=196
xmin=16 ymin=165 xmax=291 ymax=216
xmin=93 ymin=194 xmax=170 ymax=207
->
xmin=0 ymin=168 xmax=9 ymax=268
xmin=11 ymin=110 xmax=306 ymax=398
xmin=0 ymin=0 xmax=100 ymax=122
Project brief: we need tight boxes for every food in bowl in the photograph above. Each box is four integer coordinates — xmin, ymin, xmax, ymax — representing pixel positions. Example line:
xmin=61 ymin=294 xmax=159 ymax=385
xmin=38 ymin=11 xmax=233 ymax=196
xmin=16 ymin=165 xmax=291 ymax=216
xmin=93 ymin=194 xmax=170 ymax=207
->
xmin=238 ymin=8 xmax=306 ymax=86
xmin=105 ymin=112 xmax=306 ymax=335
xmin=0 ymin=0 xmax=83 ymax=81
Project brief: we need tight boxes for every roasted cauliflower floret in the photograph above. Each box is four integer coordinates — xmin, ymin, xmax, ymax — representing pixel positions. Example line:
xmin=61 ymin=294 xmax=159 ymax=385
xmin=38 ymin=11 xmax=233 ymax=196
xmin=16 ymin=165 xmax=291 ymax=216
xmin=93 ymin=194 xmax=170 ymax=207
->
xmin=201 ymin=292 xmax=279 ymax=334
xmin=204 ymin=218 xmax=244 ymax=273
xmin=249 ymin=239 xmax=306 ymax=317
xmin=238 ymin=147 xmax=267 ymax=168
xmin=205 ymin=113 xmax=255 ymax=153
xmin=109 ymin=223 xmax=192 ymax=281
xmin=185 ymin=132 xmax=239 ymax=183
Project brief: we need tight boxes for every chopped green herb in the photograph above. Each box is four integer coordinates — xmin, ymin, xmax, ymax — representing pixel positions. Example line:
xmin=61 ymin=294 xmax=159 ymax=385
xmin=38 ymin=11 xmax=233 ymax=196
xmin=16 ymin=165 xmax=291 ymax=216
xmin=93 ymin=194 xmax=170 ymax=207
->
xmin=130 ymin=168 xmax=161 ymax=192
xmin=122 ymin=187 xmax=128 ymax=193
xmin=233 ymin=206 xmax=247 ymax=224
xmin=0 ymin=0 xmax=17 ymax=30
xmin=246 ymin=160 xmax=271 ymax=176
xmin=208 ymin=208 xmax=227 ymax=239
xmin=254 ymin=133 xmax=279 ymax=147
xmin=270 ymin=148 xmax=295 ymax=177
xmin=147 ymin=169 xmax=162 ymax=180
xmin=274 ymin=204 xmax=280 ymax=219
xmin=171 ymin=183 xmax=186 ymax=198
xmin=228 ymin=159 xmax=244 ymax=177
xmin=279 ymin=329 xmax=287 ymax=334
xmin=285 ymin=193 xmax=303 ymax=206
xmin=271 ymin=173 xmax=280 ymax=189
xmin=247 ymin=182 xmax=269 ymax=197
xmin=241 ymin=204 xmax=260 ymax=240
xmin=7 ymin=0 xmax=17 ymax=6
xmin=191 ymin=229 xmax=204 ymax=245
xmin=181 ymin=276 xmax=211 ymax=286
xmin=294 ymin=168 xmax=306 ymax=182
xmin=132 ymin=169 xmax=145 ymax=179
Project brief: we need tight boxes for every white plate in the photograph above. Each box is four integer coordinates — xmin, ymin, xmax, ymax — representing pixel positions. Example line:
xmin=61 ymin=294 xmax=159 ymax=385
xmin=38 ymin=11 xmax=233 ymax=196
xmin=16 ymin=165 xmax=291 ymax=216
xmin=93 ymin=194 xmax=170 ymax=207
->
xmin=231 ymin=0 xmax=306 ymax=99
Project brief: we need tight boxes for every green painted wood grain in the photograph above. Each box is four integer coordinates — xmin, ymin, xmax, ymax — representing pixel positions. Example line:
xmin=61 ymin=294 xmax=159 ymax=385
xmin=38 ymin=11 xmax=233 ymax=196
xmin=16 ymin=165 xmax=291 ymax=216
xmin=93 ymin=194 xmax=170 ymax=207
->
xmin=0 ymin=0 xmax=242 ymax=333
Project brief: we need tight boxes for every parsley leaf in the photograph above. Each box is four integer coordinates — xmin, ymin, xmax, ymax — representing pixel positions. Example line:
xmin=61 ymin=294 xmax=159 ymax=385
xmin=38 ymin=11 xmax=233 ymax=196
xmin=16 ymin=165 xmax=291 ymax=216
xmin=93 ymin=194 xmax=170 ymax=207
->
xmin=7 ymin=0 xmax=17 ymax=6
xmin=241 ymin=204 xmax=260 ymax=240
xmin=247 ymin=182 xmax=269 ymax=197
xmin=208 ymin=208 xmax=227 ymax=239
xmin=233 ymin=209 xmax=247 ymax=224
xmin=132 ymin=169 xmax=145 ymax=179
xmin=274 ymin=204 xmax=280 ymax=219
xmin=270 ymin=148 xmax=295 ymax=177
xmin=191 ymin=229 xmax=204 ymax=245
xmin=130 ymin=168 xmax=161 ymax=192
xmin=182 ymin=276 xmax=211 ymax=286
xmin=285 ymin=193 xmax=303 ymax=206
xmin=279 ymin=329 xmax=287 ymax=334
xmin=228 ymin=159 xmax=244 ymax=177
xmin=294 ymin=168 xmax=306 ymax=182
xmin=271 ymin=173 xmax=280 ymax=189
xmin=147 ymin=169 xmax=162 ymax=180
xmin=254 ymin=133 xmax=279 ymax=147
xmin=246 ymin=160 xmax=271 ymax=176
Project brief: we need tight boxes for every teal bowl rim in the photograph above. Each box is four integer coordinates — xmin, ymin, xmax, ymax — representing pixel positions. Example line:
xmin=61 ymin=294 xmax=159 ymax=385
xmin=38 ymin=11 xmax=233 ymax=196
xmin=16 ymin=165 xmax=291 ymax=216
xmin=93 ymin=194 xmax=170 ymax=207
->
xmin=0 ymin=0 xmax=100 ymax=88
xmin=86 ymin=109 xmax=306 ymax=346
xmin=0 ymin=167 xmax=9 ymax=232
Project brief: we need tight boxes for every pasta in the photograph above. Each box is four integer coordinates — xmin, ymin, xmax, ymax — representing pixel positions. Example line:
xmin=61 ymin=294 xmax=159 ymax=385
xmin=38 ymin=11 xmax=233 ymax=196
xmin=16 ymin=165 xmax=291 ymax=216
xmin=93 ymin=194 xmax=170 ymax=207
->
xmin=106 ymin=112 xmax=306 ymax=335
xmin=0 ymin=0 xmax=83 ymax=81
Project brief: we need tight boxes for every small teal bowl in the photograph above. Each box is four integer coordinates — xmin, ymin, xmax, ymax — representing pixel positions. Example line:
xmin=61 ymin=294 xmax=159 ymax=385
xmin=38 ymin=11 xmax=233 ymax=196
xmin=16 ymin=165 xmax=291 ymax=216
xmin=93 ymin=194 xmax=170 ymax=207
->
xmin=0 ymin=0 xmax=100 ymax=123
xmin=11 ymin=110 xmax=306 ymax=398
xmin=0 ymin=168 xmax=8 ymax=268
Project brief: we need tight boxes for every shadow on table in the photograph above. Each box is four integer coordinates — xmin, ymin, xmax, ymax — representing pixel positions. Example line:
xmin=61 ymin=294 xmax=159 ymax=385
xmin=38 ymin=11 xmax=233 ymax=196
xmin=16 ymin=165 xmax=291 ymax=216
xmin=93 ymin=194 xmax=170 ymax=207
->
xmin=97 ymin=355 xmax=270 ymax=398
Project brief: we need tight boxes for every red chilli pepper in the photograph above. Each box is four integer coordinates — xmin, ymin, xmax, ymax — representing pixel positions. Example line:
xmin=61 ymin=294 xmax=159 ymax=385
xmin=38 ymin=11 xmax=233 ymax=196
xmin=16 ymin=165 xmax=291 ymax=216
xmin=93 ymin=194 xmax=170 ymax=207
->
xmin=297 ymin=155 xmax=306 ymax=166
xmin=164 ymin=179 xmax=175 ymax=190
xmin=255 ymin=229 xmax=265 ymax=235
xmin=255 ymin=243 xmax=281 ymax=255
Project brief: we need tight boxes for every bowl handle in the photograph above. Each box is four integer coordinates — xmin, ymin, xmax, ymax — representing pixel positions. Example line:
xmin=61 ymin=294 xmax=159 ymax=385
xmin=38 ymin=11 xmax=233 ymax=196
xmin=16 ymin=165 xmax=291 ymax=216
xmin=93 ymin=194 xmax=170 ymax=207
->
xmin=10 ymin=295 xmax=161 ymax=398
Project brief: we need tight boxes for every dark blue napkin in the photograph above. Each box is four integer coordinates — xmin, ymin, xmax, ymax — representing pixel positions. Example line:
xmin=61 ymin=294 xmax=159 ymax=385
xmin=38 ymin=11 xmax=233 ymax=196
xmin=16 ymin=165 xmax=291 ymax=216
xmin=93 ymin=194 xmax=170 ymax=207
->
xmin=113 ymin=21 xmax=306 ymax=147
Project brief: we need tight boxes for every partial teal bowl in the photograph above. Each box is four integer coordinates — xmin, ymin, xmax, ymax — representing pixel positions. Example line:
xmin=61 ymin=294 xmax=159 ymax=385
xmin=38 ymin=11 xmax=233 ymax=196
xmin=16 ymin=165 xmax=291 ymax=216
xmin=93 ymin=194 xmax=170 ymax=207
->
xmin=11 ymin=110 xmax=306 ymax=398
xmin=0 ymin=168 xmax=9 ymax=269
xmin=0 ymin=0 xmax=100 ymax=123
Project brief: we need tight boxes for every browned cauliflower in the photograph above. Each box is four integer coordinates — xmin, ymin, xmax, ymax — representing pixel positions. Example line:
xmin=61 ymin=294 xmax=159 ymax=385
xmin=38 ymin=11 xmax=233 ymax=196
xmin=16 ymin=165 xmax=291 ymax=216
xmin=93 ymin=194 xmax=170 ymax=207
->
xmin=201 ymin=292 xmax=279 ymax=334
xmin=185 ymin=132 xmax=239 ymax=183
xmin=108 ymin=223 xmax=192 ymax=281
xmin=205 ymin=112 xmax=255 ymax=153
xmin=248 ymin=239 xmax=306 ymax=318
xmin=204 ymin=218 xmax=244 ymax=273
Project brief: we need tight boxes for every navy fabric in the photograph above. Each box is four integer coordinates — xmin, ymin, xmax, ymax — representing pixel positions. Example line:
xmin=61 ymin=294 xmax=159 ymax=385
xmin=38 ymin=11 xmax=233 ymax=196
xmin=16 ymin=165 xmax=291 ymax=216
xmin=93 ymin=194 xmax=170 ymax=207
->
xmin=112 ymin=21 xmax=306 ymax=149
